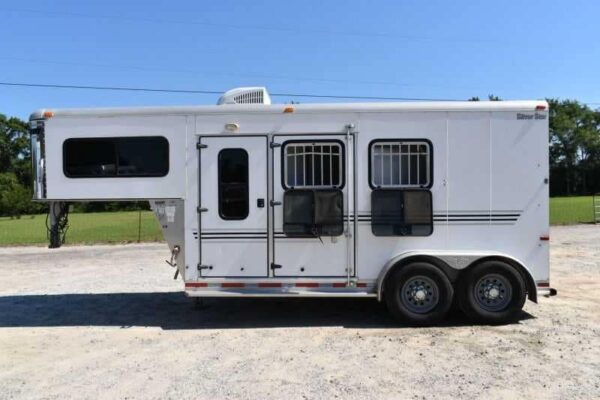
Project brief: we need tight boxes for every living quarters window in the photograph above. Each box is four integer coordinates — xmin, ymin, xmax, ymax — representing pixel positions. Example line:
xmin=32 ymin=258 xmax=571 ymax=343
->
xmin=370 ymin=140 xmax=431 ymax=188
xmin=371 ymin=189 xmax=433 ymax=236
xmin=63 ymin=136 xmax=169 ymax=178
xmin=218 ymin=148 xmax=249 ymax=220
xmin=283 ymin=141 xmax=344 ymax=189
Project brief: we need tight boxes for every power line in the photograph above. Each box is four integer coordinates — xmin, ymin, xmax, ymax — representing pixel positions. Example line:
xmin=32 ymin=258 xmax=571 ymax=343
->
xmin=0 ymin=81 xmax=459 ymax=102
xmin=0 ymin=57 xmax=440 ymax=89
xmin=2 ymin=81 xmax=597 ymax=106
xmin=0 ymin=7 xmax=514 ymax=44
xmin=0 ymin=81 xmax=223 ymax=95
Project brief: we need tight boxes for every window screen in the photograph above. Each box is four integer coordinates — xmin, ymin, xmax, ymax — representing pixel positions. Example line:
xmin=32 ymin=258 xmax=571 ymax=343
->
xmin=283 ymin=190 xmax=314 ymax=235
xmin=371 ymin=189 xmax=432 ymax=236
xmin=218 ymin=149 xmax=249 ymax=220
xmin=370 ymin=141 xmax=431 ymax=188
xmin=314 ymin=190 xmax=344 ymax=236
xmin=283 ymin=189 xmax=343 ymax=236
xmin=63 ymin=137 xmax=169 ymax=177
xmin=283 ymin=142 xmax=343 ymax=189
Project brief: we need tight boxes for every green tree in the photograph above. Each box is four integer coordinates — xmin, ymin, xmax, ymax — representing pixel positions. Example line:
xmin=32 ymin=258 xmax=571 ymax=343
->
xmin=0 ymin=114 xmax=30 ymax=186
xmin=0 ymin=172 xmax=32 ymax=218
xmin=0 ymin=114 xmax=46 ymax=217
xmin=468 ymin=95 xmax=501 ymax=101
xmin=547 ymin=99 xmax=600 ymax=194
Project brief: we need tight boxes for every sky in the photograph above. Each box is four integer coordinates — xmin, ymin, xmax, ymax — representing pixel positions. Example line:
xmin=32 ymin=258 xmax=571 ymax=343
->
xmin=1 ymin=0 xmax=599 ymax=120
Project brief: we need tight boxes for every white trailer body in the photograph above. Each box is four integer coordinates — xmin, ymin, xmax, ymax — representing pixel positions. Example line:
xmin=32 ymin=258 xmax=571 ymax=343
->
xmin=30 ymin=89 xmax=553 ymax=324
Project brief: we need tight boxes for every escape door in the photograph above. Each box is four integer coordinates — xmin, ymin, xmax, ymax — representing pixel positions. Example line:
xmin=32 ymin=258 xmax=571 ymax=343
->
xmin=199 ymin=136 xmax=268 ymax=277
xmin=271 ymin=135 xmax=354 ymax=277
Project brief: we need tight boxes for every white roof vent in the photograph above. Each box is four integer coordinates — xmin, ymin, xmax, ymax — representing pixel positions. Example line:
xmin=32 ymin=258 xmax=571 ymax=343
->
xmin=217 ymin=87 xmax=271 ymax=105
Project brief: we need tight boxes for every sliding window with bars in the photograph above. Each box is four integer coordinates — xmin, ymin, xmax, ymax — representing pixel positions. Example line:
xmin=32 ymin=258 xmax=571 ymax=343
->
xmin=283 ymin=141 xmax=344 ymax=189
xmin=370 ymin=140 xmax=432 ymax=188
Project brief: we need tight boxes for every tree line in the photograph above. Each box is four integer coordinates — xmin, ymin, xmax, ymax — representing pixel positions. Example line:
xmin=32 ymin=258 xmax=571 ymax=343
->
xmin=1 ymin=99 xmax=599 ymax=217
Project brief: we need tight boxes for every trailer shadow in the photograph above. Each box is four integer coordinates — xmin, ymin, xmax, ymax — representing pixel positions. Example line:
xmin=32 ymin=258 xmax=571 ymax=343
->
xmin=0 ymin=292 xmax=534 ymax=330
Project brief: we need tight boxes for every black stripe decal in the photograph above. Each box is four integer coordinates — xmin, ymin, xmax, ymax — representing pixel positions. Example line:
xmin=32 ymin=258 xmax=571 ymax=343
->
xmin=438 ymin=215 xmax=520 ymax=217
xmin=353 ymin=218 xmax=518 ymax=221
xmin=202 ymin=232 xmax=267 ymax=235
xmin=435 ymin=220 xmax=518 ymax=222
xmin=202 ymin=237 xmax=267 ymax=240
xmin=201 ymin=237 xmax=267 ymax=239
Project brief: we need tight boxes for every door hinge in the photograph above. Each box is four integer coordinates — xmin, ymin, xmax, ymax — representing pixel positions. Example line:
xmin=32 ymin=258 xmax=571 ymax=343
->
xmin=270 ymin=142 xmax=281 ymax=148
xmin=270 ymin=200 xmax=282 ymax=207
xmin=270 ymin=263 xmax=282 ymax=270
xmin=196 ymin=142 xmax=207 ymax=149
xmin=197 ymin=207 xmax=208 ymax=213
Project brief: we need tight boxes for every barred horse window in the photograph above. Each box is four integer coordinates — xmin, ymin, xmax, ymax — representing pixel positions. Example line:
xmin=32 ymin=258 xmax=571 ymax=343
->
xmin=283 ymin=141 xmax=344 ymax=189
xmin=370 ymin=140 xmax=431 ymax=188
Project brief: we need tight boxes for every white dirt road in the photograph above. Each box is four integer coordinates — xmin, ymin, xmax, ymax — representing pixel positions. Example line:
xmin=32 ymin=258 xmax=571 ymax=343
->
xmin=0 ymin=225 xmax=599 ymax=399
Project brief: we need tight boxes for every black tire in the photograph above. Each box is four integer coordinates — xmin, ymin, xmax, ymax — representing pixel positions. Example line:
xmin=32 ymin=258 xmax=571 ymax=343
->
xmin=384 ymin=262 xmax=454 ymax=326
xmin=458 ymin=260 xmax=526 ymax=324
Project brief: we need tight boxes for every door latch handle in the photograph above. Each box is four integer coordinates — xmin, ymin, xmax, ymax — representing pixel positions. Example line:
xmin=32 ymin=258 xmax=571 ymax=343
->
xmin=270 ymin=263 xmax=282 ymax=270
xmin=198 ymin=264 xmax=213 ymax=270
xmin=197 ymin=207 xmax=208 ymax=213
xmin=270 ymin=200 xmax=282 ymax=207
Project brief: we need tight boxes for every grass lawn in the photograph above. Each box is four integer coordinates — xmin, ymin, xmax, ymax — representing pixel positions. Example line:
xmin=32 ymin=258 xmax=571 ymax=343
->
xmin=0 ymin=211 xmax=163 ymax=246
xmin=550 ymin=195 xmax=597 ymax=225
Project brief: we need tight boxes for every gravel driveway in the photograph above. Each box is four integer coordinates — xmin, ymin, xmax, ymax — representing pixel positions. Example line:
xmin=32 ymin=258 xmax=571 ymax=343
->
xmin=0 ymin=225 xmax=599 ymax=399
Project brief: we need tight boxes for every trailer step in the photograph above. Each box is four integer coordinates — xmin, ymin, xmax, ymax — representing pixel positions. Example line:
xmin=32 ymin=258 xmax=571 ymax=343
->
xmin=538 ymin=287 xmax=558 ymax=297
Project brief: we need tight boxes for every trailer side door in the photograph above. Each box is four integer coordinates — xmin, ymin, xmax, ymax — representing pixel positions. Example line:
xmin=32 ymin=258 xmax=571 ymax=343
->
xmin=198 ymin=135 xmax=268 ymax=277
xmin=271 ymin=134 xmax=354 ymax=277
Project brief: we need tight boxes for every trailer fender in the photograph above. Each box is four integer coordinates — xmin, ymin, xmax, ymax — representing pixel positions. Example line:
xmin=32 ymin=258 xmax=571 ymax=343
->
xmin=376 ymin=251 xmax=538 ymax=303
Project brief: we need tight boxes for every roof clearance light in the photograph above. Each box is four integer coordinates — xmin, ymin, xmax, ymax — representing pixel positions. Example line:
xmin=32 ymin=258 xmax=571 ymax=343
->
xmin=225 ymin=123 xmax=239 ymax=132
xmin=43 ymin=110 xmax=54 ymax=118
xmin=283 ymin=106 xmax=294 ymax=113
xmin=535 ymin=105 xmax=546 ymax=111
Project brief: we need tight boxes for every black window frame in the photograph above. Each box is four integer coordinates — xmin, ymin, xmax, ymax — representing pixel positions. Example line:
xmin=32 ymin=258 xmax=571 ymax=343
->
xmin=367 ymin=138 xmax=433 ymax=190
xmin=63 ymin=136 xmax=170 ymax=178
xmin=371 ymin=188 xmax=433 ymax=237
xmin=218 ymin=148 xmax=250 ymax=221
xmin=281 ymin=139 xmax=346 ymax=190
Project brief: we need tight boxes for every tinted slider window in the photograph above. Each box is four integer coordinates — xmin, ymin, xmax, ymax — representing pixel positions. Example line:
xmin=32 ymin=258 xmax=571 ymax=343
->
xmin=218 ymin=148 xmax=249 ymax=220
xmin=63 ymin=137 xmax=169 ymax=177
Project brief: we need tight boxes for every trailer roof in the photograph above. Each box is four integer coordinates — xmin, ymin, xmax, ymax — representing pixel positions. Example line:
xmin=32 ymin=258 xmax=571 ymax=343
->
xmin=30 ymin=100 xmax=548 ymax=120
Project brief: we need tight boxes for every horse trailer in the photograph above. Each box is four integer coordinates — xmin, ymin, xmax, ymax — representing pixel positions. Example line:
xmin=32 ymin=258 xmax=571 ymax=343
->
xmin=29 ymin=87 xmax=556 ymax=325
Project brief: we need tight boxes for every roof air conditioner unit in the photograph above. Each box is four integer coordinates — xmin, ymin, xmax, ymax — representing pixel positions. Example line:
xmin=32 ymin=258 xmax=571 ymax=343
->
xmin=217 ymin=87 xmax=271 ymax=105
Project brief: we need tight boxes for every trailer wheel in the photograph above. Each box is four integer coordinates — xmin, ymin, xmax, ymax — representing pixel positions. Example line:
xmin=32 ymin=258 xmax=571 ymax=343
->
xmin=384 ymin=262 xmax=453 ymax=326
xmin=458 ymin=260 xmax=526 ymax=324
